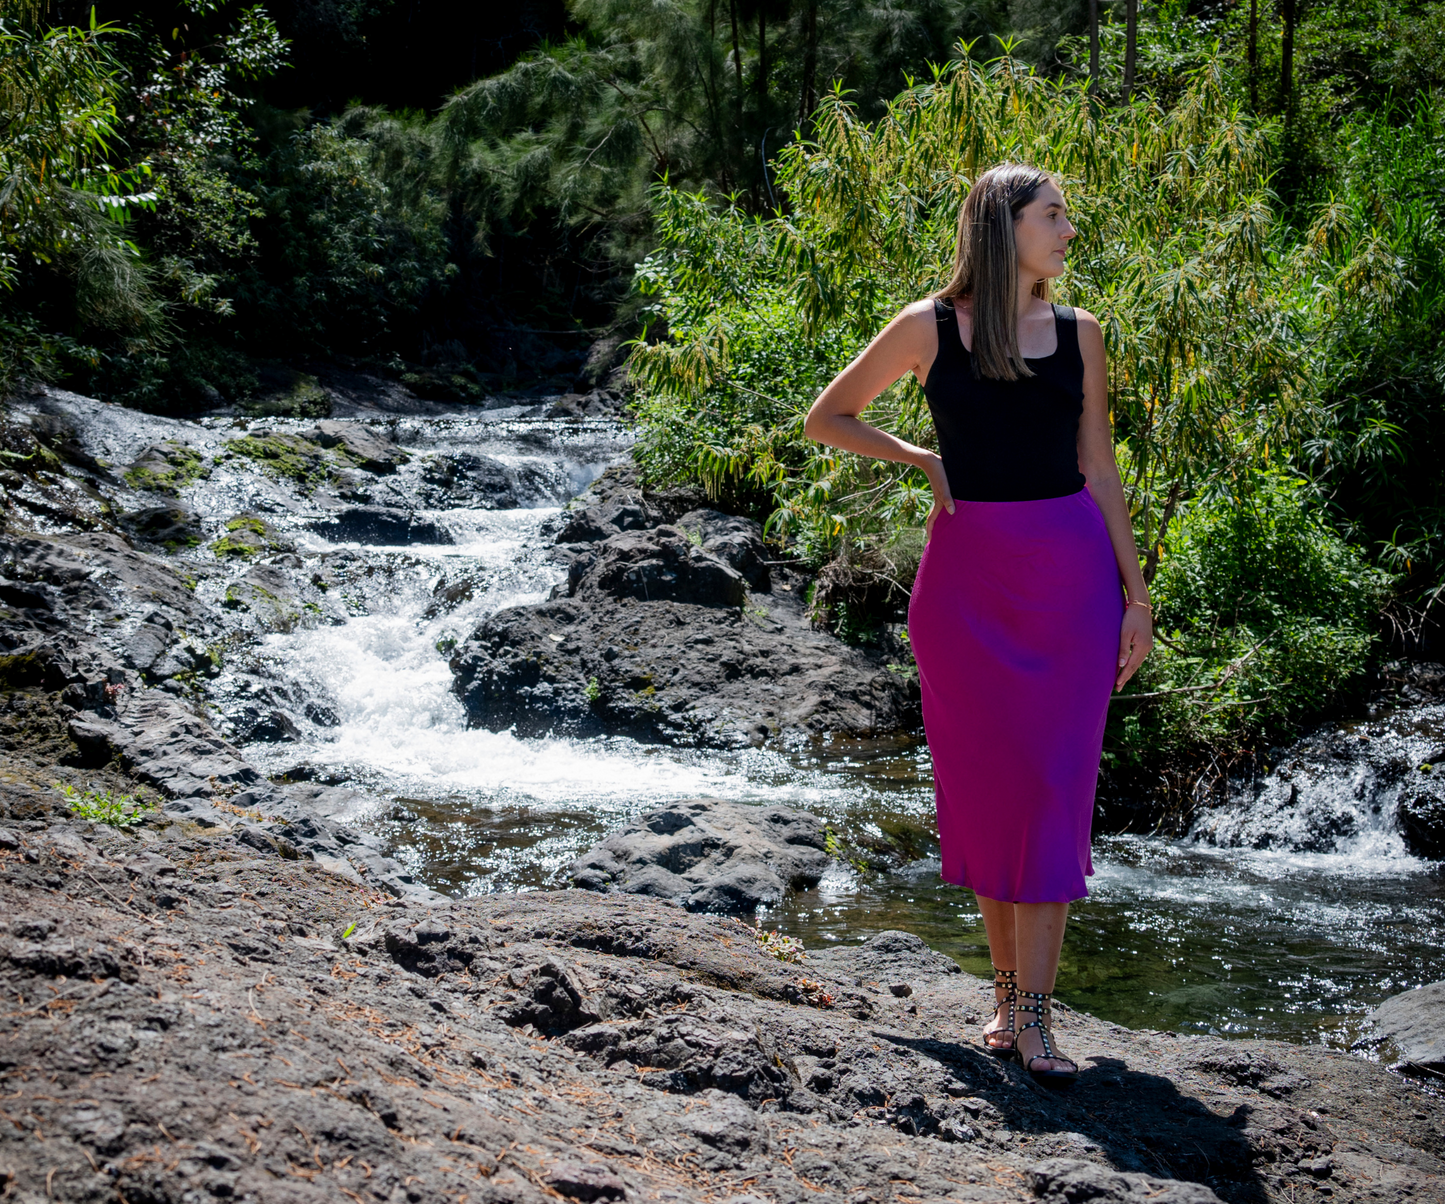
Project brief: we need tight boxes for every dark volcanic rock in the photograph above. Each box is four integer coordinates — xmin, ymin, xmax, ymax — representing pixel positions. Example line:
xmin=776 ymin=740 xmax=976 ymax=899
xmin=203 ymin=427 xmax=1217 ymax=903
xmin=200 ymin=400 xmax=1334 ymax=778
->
xmin=677 ymin=507 xmax=773 ymax=592
xmin=308 ymin=418 xmax=409 ymax=473
xmin=1 ymin=814 xmax=1441 ymax=1204
xmin=417 ymin=450 xmax=560 ymax=508
xmin=453 ymin=501 xmax=915 ymax=749
xmin=572 ymin=798 xmax=831 ymax=912
xmin=1373 ymin=978 xmax=1445 ymax=1069
xmin=1398 ymin=786 xmax=1445 ymax=859
xmin=117 ymin=503 xmax=202 ymax=549
xmin=450 ymin=586 xmax=915 ymax=747
xmin=309 ymin=505 xmax=453 ymax=545
xmin=564 ymin=1011 xmax=798 ymax=1101
xmin=574 ymin=526 xmax=748 ymax=607
xmin=1028 ymin=1159 xmax=1224 ymax=1203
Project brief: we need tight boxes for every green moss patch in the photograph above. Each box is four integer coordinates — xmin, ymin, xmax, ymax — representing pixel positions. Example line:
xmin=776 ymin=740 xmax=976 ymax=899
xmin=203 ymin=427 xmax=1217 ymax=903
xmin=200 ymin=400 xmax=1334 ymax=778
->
xmin=210 ymin=514 xmax=289 ymax=560
xmin=123 ymin=441 xmax=211 ymax=495
xmin=221 ymin=431 xmax=336 ymax=487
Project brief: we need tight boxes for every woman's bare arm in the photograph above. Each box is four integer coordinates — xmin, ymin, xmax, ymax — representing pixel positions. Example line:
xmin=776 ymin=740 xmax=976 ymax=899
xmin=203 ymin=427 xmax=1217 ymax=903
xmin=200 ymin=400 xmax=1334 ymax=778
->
xmin=803 ymin=301 xmax=956 ymax=534
xmin=1074 ymin=307 xmax=1153 ymax=690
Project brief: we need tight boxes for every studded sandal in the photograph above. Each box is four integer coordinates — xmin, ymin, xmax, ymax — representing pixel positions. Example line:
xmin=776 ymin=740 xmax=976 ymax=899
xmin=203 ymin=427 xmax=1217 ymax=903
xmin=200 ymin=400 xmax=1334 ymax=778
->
xmin=982 ymin=966 xmax=1017 ymax=1057
xmin=1015 ymin=990 xmax=1078 ymax=1089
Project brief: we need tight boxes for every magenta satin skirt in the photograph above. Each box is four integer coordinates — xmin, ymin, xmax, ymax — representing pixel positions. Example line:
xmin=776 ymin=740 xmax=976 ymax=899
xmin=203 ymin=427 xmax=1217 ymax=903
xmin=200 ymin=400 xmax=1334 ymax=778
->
xmin=907 ymin=489 xmax=1123 ymax=903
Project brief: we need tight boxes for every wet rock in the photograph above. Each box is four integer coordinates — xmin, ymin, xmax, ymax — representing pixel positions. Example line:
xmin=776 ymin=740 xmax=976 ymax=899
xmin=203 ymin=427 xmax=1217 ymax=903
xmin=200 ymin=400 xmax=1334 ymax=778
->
xmin=308 ymin=506 xmax=453 ymax=545
xmin=209 ymin=513 xmax=290 ymax=559
xmin=1373 ymin=978 xmax=1445 ymax=1069
xmin=308 ymin=419 xmax=409 ymax=474
xmin=573 ymin=799 xmax=831 ymax=913
xmin=123 ymin=441 xmax=210 ymax=494
xmin=1027 ymin=1159 xmax=1223 ymax=1203
xmin=1192 ymin=705 xmax=1445 ymax=858
xmin=545 ymin=388 xmax=626 ymax=419
xmin=222 ymin=564 xmax=309 ymax=630
xmin=555 ymin=505 xmax=621 ymax=544
xmin=1398 ymin=787 xmax=1445 ymax=859
xmin=417 ymin=451 xmax=561 ymax=508
xmin=566 ymin=526 xmax=747 ymax=608
xmin=118 ymin=504 xmax=202 ymax=550
xmin=451 ymin=581 xmax=917 ymax=748
xmin=238 ymin=366 xmax=331 ymax=418
xmin=122 ymin=615 xmax=173 ymax=672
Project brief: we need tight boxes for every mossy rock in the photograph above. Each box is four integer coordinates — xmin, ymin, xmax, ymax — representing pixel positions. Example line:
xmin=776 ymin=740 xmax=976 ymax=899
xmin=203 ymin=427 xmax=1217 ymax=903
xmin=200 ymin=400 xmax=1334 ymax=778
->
xmin=400 ymin=370 xmax=485 ymax=402
xmin=221 ymin=431 xmax=336 ymax=487
xmin=238 ymin=367 xmax=332 ymax=419
xmin=210 ymin=514 xmax=290 ymax=560
xmin=124 ymin=441 xmax=210 ymax=495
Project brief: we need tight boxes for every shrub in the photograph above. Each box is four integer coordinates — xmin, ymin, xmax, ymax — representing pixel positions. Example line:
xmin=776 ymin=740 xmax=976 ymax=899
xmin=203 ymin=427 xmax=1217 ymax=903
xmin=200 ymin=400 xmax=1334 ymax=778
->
xmin=1105 ymin=470 xmax=1393 ymax=819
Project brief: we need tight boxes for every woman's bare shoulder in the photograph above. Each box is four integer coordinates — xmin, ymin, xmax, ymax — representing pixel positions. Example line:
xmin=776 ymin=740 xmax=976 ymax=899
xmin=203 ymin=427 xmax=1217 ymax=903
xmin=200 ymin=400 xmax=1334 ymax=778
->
xmin=890 ymin=298 xmax=939 ymax=327
xmin=1069 ymin=305 xmax=1103 ymax=332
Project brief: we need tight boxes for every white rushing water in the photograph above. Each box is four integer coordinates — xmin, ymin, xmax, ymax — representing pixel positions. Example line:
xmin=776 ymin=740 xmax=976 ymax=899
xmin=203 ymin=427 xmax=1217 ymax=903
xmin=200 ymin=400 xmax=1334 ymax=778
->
xmin=245 ymin=500 xmax=890 ymax=830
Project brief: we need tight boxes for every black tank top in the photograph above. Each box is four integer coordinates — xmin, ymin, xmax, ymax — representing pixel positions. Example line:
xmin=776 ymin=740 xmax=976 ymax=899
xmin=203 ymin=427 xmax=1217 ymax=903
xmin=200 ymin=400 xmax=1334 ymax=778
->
xmin=922 ymin=298 xmax=1087 ymax=502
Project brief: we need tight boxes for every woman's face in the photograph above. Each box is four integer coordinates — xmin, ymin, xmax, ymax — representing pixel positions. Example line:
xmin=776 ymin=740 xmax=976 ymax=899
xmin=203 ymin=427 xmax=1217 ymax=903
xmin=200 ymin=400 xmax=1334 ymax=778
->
xmin=1014 ymin=179 xmax=1077 ymax=282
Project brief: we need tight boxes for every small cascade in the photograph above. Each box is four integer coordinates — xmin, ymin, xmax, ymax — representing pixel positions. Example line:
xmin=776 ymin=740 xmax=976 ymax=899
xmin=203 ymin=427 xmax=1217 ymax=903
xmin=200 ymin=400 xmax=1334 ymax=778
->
xmin=1188 ymin=706 xmax=1445 ymax=870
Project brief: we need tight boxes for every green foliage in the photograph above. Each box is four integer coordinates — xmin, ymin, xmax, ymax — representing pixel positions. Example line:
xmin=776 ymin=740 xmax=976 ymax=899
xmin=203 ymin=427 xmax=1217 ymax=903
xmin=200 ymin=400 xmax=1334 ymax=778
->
xmin=1304 ymin=95 xmax=1445 ymax=605
xmin=0 ymin=16 xmax=160 ymax=397
xmin=633 ymin=53 xmax=1345 ymax=577
xmin=436 ymin=0 xmax=1005 ymax=316
xmin=54 ymin=782 xmax=158 ymax=828
xmin=243 ymin=115 xmax=454 ymax=353
xmin=1108 ymin=471 xmax=1393 ymax=797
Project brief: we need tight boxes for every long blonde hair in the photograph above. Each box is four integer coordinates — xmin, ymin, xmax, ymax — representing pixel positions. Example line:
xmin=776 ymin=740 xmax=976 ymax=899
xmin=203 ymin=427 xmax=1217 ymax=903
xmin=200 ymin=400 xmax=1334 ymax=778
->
xmin=933 ymin=163 xmax=1054 ymax=381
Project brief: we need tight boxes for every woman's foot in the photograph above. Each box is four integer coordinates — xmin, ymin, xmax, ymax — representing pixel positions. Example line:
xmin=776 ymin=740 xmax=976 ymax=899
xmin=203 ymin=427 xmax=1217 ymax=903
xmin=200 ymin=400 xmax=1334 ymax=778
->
xmin=1014 ymin=990 xmax=1078 ymax=1088
xmin=982 ymin=966 xmax=1017 ymax=1056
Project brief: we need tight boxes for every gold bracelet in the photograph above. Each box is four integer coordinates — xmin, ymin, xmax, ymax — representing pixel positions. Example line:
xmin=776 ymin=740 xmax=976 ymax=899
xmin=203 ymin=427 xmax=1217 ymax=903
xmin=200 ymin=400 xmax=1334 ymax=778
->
xmin=1126 ymin=598 xmax=1152 ymax=612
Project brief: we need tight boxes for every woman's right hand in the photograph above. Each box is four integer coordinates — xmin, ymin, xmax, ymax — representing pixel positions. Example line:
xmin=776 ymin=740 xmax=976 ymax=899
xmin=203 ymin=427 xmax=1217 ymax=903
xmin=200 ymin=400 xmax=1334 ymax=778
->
xmin=921 ymin=452 xmax=955 ymax=543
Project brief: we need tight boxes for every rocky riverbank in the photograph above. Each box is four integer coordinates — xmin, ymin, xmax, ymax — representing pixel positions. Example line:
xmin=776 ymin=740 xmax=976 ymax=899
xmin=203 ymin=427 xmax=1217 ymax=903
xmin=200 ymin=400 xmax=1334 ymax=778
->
xmin=4 ymin=381 xmax=1445 ymax=1202
xmin=2 ymin=776 xmax=1444 ymax=1204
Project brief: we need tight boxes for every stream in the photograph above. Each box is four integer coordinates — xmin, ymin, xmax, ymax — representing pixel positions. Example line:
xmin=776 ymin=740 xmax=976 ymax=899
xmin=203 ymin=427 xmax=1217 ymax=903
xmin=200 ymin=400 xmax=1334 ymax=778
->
xmin=62 ymin=394 xmax=1445 ymax=1052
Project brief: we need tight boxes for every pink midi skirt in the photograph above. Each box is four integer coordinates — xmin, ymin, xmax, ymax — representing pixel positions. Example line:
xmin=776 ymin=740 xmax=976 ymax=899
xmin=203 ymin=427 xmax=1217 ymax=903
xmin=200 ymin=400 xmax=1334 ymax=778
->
xmin=907 ymin=489 xmax=1122 ymax=903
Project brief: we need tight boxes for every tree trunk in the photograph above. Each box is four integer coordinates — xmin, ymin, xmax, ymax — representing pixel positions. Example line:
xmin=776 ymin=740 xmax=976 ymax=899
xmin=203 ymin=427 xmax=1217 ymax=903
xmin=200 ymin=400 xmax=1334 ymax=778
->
xmin=1279 ymin=0 xmax=1297 ymax=114
xmin=1088 ymin=0 xmax=1099 ymax=95
xmin=1247 ymin=0 xmax=1258 ymax=109
xmin=757 ymin=8 xmax=768 ymax=104
xmin=1123 ymin=0 xmax=1138 ymax=102
xmin=729 ymin=0 xmax=743 ymax=118
xmin=801 ymin=0 xmax=818 ymax=126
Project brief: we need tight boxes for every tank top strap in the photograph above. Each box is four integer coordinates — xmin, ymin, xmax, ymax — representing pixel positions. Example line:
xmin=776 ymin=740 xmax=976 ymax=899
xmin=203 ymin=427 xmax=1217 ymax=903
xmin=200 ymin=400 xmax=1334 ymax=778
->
xmin=933 ymin=297 xmax=965 ymax=362
xmin=1052 ymin=303 xmax=1081 ymax=368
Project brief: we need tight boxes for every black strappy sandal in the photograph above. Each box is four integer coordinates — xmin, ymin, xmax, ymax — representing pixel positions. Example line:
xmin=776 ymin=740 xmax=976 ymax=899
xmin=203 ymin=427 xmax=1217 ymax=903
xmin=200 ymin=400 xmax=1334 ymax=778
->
xmin=1015 ymin=990 xmax=1079 ymax=1089
xmin=982 ymin=966 xmax=1017 ymax=1057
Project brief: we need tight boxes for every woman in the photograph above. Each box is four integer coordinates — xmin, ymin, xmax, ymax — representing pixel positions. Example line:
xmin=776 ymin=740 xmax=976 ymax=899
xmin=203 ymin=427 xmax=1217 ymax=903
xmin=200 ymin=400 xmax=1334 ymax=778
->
xmin=803 ymin=163 xmax=1153 ymax=1088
